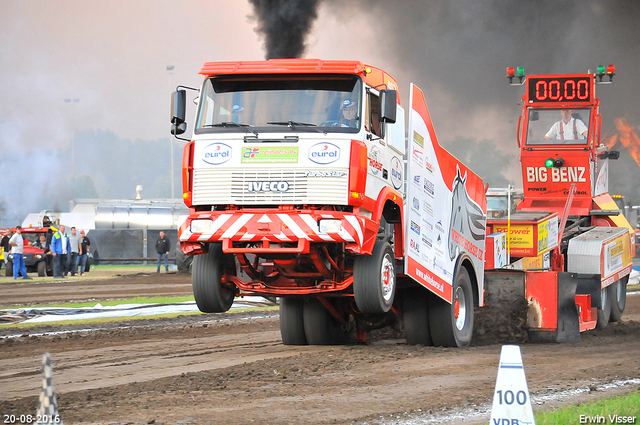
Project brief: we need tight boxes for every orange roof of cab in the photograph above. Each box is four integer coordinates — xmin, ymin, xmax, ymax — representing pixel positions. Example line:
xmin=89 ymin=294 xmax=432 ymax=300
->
xmin=199 ymin=59 xmax=401 ymax=104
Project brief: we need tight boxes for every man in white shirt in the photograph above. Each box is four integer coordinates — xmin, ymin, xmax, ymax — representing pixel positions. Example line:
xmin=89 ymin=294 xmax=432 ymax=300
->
xmin=9 ymin=226 xmax=31 ymax=279
xmin=543 ymin=109 xmax=588 ymax=141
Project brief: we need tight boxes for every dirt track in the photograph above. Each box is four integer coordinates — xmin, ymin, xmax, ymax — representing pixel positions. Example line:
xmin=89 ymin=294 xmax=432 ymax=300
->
xmin=1 ymin=272 xmax=640 ymax=424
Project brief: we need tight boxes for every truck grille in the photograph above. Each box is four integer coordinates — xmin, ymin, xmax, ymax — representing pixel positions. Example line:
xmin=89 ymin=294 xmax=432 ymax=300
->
xmin=192 ymin=168 xmax=349 ymax=205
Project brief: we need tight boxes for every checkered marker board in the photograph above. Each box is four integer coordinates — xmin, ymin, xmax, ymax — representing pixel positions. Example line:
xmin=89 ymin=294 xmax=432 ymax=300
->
xmin=35 ymin=352 xmax=62 ymax=422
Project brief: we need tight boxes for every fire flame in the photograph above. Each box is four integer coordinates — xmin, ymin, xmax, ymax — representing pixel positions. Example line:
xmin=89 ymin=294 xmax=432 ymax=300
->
xmin=602 ymin=118 xmax=640 ymax=167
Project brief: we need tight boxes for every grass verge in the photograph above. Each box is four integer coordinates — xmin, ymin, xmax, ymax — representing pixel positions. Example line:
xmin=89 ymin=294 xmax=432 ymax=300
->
xmin=535 ymin=389 xmax=640 ymax=424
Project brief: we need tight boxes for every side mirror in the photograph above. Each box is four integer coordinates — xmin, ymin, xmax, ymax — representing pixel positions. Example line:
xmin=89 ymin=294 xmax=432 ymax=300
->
xmin=171 ymin=122 xmax=187 ymax=136
xmin=171 ymin=90 xmax=186 ymax=134
xmin=379 ymin=90 xmax=397 ymax=124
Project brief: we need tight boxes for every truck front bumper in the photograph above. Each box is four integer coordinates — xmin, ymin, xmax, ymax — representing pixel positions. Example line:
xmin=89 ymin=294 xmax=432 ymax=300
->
xmin=178 ymin=210 xmax=379 ymax=255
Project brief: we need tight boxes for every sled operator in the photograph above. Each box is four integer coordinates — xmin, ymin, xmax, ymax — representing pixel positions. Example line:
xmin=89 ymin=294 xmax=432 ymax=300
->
xmin=542 ymin=109 xmax=588 ymax=141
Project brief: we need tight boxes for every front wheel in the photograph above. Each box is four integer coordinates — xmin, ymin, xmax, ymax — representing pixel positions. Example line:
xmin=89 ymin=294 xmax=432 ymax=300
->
xmin=609 ymin=277 xmax=628 ymax=322
xmin=5 ymin=261 xmax=12 ymax=277
xmin=192 ymin=243 xmax=236 ymax=313
xmin=37 ymin=261 xmax=46 ymax=277
xmin=353 ymin=241 xmax=396 ymax=314
xmin=428 ymin=267 xmax=474 ymax=347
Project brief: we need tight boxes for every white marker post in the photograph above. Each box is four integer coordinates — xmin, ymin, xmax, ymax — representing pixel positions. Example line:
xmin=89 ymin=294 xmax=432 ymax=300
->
xmin=489 ymin=345 xmax=535 ymax=425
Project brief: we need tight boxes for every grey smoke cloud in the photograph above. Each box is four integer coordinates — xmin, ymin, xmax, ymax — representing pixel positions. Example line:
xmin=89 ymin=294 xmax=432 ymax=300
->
xmin=249 ymin=0 xmax=320 ymax=59
xmin=322 ymin=0 xmax=640 ymax=141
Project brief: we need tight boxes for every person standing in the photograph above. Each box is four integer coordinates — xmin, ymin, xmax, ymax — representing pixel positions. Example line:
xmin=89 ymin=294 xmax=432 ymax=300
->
xmin=68 ymin=227 xmax=81 ymax=276
xmin=155 ymin=231 xmax=170 ymax=273
xmin=51 ymin=225 xmax=70 ymax=278
xmin=78 ymin=230 xmax=91 ymax=276
xmin=9 ymin=226 xmax=31 ymax=280
xmin=0 ymin=229 xmax=10 ymax=270
xmin=34 ymin=233 xmax=53 ymax=275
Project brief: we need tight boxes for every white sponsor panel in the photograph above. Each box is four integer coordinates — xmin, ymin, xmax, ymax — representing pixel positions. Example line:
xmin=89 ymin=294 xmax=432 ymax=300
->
xmin=405 ymin=84 xmax=486 ymax=299
xmin=405 ymin=88 xmax=454 ymax=288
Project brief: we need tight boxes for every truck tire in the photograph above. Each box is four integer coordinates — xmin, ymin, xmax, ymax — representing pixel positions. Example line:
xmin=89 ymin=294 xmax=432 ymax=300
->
xmin=175 ymin=241 xmax=193 ymax=273
xmin=403 ymin=288 xmax=433 ymax=345
xmin=37 ymin=261 xmax=46 ymax=277
xmin=192 ymin=243 xmax=235 ymax=313
xmin=353 ymin=241 xmax=396 ymax=314
xmin=596 ymin=286 xmax=611 ymax=329
xmin=428 ymin=267 xmax=474 ymax=348
xmin=303 ymin=298 xmax=348 ymax=345
xmin=609 ymin=277 xmax=627 ymax=322
xmin=279 ymin=298 xmax=307 ymax=345
xmin=5 ymin=261 xmax=12 ymax=277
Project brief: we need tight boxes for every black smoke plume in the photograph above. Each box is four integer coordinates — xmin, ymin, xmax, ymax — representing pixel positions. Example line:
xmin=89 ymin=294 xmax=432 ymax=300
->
xmin=249 ymin=0 xmax=321 ymax=59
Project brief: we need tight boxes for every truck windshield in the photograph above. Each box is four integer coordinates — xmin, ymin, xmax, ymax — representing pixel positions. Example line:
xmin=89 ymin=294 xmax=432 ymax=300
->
xmin=195 ymin=75 xmax=362 ymax=134
xmin=525 ymin=108 xmax=591 ymax=146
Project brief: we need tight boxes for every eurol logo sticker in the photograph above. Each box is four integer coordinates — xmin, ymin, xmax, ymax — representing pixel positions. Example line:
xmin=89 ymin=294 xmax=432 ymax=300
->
xmin=202 ymin=142 xmax=232 ymax=165
xmin=309 ymin=142 xmax=340 ymax=164
xmin=390 ymin=156 xmax=403 ymax=189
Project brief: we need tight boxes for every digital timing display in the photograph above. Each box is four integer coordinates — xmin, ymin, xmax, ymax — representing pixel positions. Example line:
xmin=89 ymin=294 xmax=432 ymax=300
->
xmin=527 ymin=76 xmax=592 ymax=104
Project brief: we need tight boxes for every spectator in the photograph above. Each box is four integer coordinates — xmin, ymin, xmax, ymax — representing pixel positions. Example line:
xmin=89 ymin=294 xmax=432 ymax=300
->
xmin=51 ymin=225 xmax=71 ymax=278
xmin=68 ymin=227 xmax=81 ymax=276
xmin=34 ymin=234 xmax=53 ymax=275
xmin=78 ymin=230 xmax=91 ymax=276
xmin=155 ymin=231 xmax=170 ymax=273
xmin=1 ymin=229 xmax=10 ymax=269
xmin=9 ymin=226 xmax=31 ymax=280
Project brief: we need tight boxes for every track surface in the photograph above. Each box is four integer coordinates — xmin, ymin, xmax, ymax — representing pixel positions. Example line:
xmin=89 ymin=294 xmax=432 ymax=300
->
xmin=1 ymin=272 xmax=640 ymax=424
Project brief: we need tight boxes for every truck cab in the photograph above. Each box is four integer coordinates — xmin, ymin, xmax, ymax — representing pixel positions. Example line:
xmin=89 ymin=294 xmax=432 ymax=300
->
xmin=172 ymin=59 xmax=487 ymax=347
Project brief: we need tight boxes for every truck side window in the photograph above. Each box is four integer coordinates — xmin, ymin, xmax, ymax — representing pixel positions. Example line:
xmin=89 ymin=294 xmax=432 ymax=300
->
xmin=366 ymin=91 xmax=381 ymax=136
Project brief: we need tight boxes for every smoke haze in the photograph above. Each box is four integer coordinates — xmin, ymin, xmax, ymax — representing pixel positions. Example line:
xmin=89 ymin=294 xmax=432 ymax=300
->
xmin=1 ymin=0 xmax=639 ymax=224
xmin=249 ymin=0 xmax=320 ymax=59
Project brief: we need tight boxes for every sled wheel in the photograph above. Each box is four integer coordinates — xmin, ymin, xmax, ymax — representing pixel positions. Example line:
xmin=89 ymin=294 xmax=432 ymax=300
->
xmin=353 ymin=241 xmax=396 ymax=314
xmin=5 ymin=261 xmax=12 ymax=277
xmin=608 ymin=277 xmax=627 ymax=323
xmin=403 ymin=288 xmax=433 ymax=345
xmin=428 ymin=267 xmax=474 ymax=347
xmin=279 ymin=298 xmax=307 ymax=345
xmin=596 ymin=286 xmax=612 ymax=329
xmin=37 ymin=261 xmax=46 ymax=277
xmin=303 ymin=298 xmax=348 ymax=345
xmin=192 ymin=243 xmax=236 ymax=313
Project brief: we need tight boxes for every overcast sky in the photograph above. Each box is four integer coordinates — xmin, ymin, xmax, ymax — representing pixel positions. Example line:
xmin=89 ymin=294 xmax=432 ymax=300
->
xmin=1 ymin=0 xmax=639 ymax=216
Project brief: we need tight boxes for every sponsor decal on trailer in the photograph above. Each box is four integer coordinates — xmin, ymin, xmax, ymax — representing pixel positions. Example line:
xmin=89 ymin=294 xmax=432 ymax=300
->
xmin=405 ymin=84 xmax=486 ymax=304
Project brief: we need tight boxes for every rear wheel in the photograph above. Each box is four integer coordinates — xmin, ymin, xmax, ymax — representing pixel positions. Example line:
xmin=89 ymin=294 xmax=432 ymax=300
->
xmin=279 ymin=298 xmax=307 ymax=345
xmin=192 ymin=243 xmax=235 ymax=313
xmin=403 ymin=288 xmax=433 ymax=345
xmin=353 ymin=241 xmax=396 ymax=314
xmin=5 ymin=261 xmax=12 ymax=277
xmin=428 ymin=267 xmax=474 ymax=347
xmin=596 ymin=286 xmax=612 ymax=329
xmin=37 ymin=261 xmax=45 ymax=277
xmin=303 ymin=298 xmax=348 ymax=345
xmin=609 ymin=277 xmax=627 ymax=322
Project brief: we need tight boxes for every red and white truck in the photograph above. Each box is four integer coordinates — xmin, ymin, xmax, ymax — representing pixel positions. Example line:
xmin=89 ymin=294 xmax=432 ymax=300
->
xmin=171 ymin=60 xmax=633 ymax=346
